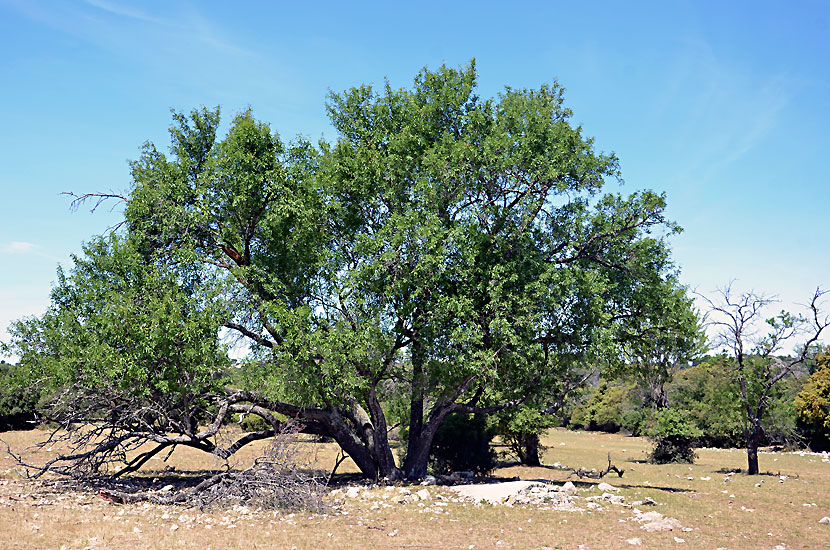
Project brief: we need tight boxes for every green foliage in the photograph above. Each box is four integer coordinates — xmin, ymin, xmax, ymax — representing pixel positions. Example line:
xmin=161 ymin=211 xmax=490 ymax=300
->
xmin=4 ymin=62 xmax=690 ymax=480
xmin=4 ymin=234 xmax=231 ymax=436
xmin=429 ymin=413 xmax=496 ymax=476
xmin=647 ymin=408 xmax=701 ymax=464
xmin=795 ymin=354 xmax=830 ymax=450
xmin=648 ymin=408 xmax=703 ymax=439
xmin=667 ymin=358 xmax=745 ymax=447
xmin=760 ymin=375 xmax=802 ymax=448
xmin=231 ymin=412 xmax=272 ymax=433
xmin=495 ymin=406 xmax=558 ymax=465
xmin=569 ymin=381 xmax=646 ymax=434
xmin=0 ymin=361 xmax=41 ymax=430
xmin=382 ymin=379 xmax=413 ymax=443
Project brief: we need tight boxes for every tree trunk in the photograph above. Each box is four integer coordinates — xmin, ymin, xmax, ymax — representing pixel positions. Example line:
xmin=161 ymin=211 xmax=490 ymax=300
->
xmin=519 ymin=432 xmax=541 ymax=466
xmin=402 ymin=403 xmax=454 ymax=479
xmin=366 ymin=388 xmax=402 ymax=480
xmin=402 ymin=433 xmax=432 ymax=479
xmin=746 ymin=441 xmax=758 ymax=476
xmin=405 ymin=329 xmax=426 ymax=477
xmin=746 ymin=443 xmax=759 ymax=475
xmin=746 ymin=422 xmax=764 ymax=475
xmin=321 ymin=409 xmax=379 ymax=479
xmin=648 ymin=381 xmax=668 ymax=411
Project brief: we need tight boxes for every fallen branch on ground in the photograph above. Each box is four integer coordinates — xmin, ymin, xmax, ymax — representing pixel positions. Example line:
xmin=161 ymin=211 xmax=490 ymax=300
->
xmin=10 ymin=422 xmax=329 ymax=511
xmin=567 ymin=453 xmax=625 ymax=479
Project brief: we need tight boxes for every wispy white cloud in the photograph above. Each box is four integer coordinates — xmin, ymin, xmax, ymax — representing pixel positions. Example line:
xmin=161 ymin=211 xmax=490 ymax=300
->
xmin=82 ymin=0 xmax=253 ymax=57
xmin=650 ymin=39 xmax=799 ymax=185
xmin=1 ymin=241 xmax=40 ymax=254
xmin=7 ymin=0 xmax=253 ymax=63
xmin=701 ymin=78 xmax=792 ymax=181
xmin=0 ymin=241 xmax=59 ymax=262
xmin=182 ymin=7 xmax=252 ymax=57
xmin=83 ymin=0 xmax=171 ymax=27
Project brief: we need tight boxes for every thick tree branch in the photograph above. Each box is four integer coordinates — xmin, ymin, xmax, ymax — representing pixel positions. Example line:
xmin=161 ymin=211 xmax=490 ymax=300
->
xmin=223 ymin=322 xmax=276 ymax=348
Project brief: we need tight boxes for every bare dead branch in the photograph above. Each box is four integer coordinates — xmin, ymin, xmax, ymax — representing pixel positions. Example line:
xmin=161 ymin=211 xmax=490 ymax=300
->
xmin=63 ymin=192 xmax=129 ymax=213
xmin=599 ymin=453 xmax=626 ymax=478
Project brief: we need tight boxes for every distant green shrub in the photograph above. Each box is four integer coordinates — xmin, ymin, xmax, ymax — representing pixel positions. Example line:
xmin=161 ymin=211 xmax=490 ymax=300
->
xmin=231 ymin=412 xmax=272 ymax=432
xmin=648 ymin=408 xmax=702 ymax=464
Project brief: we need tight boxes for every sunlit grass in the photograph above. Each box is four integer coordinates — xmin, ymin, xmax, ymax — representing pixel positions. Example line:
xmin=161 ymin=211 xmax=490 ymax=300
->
xmin=1 ymin=427 xmax=828 ymax=549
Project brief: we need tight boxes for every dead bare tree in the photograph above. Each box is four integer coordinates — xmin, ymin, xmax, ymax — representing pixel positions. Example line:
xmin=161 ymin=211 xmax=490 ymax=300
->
xmin=698 ymin=285 xmax=828 ymax=475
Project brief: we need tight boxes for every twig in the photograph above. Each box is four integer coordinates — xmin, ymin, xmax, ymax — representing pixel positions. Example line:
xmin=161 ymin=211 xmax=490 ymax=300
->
xmin=329 ymin=450 xmax=348 ymax=482
xmin=63 ymin=191 xmax=129 ymax=213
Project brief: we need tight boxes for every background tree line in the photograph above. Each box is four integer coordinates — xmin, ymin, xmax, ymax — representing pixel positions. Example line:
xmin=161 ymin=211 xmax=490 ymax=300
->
xmin=566 ymin=353 xmax=827 ymax=450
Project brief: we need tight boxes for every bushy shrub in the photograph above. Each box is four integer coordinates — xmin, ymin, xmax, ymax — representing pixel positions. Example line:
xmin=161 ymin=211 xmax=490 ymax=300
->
xmin=429 ymin=413 xmax=496 ymax=476
xmin=230 ymin=412 xmax=272 ymax=433
xmin=648 ymin=408 xmax=702 ymax=464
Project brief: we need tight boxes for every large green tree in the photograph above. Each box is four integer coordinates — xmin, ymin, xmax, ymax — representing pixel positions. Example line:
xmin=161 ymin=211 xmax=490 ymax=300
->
xmin=8 ymin=62 xmax=686 ymax=482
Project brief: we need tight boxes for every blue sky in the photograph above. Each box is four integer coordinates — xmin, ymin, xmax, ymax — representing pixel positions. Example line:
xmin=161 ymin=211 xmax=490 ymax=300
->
xmin=1 ymin=0 xmax=828 ymax=357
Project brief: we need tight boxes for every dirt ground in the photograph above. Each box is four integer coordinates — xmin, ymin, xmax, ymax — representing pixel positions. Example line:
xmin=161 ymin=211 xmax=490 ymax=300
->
xmin=2 ymin=428 xmax=829 ymax=550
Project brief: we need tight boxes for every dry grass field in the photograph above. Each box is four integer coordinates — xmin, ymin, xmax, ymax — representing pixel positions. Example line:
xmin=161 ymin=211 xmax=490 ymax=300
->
xmin=1 ymin=427 xmax=829 ymax=550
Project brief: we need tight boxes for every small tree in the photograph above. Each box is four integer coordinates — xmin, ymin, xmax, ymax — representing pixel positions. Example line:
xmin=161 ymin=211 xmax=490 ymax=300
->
xmin=617 ymin=278 xmax=705 ymax=411
xmin=700 ymin=286 xmax=828 ymax=475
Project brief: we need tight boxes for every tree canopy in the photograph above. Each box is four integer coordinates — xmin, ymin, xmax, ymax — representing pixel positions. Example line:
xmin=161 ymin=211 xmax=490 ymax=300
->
xmin=5 ymin=62 xmax=692 ymax=482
